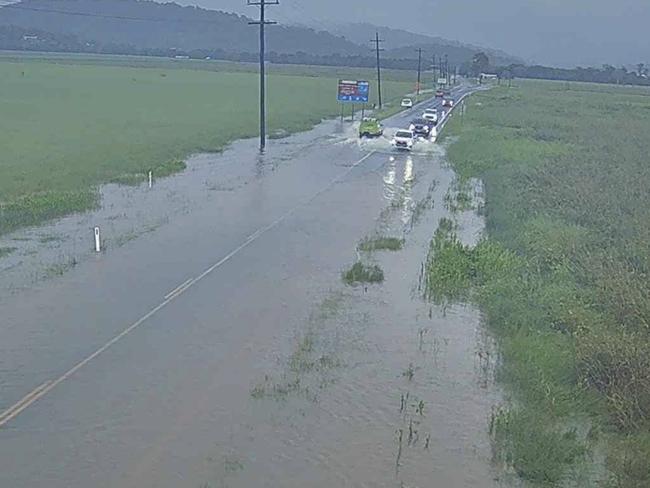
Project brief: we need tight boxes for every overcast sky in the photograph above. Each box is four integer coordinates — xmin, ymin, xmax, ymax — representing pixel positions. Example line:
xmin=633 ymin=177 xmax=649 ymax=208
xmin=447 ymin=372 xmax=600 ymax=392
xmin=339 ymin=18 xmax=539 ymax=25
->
xmin=176 ymin=0 xmax=649 ymax=67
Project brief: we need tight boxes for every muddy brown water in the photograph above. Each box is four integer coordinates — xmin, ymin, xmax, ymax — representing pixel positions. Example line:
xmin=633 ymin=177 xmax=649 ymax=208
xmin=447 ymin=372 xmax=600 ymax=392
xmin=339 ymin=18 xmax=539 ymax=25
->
xmin=0 ymin=88 xmax=511 ymax=487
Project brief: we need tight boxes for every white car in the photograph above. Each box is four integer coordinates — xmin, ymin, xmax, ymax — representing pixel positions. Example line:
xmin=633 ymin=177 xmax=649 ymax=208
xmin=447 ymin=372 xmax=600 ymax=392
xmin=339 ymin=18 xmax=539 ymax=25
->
xmin=401 ymin=98 xmax=414 ymax=108
xmin=391 ymin=129 xmax=415 ymax=150
xmin=422 ymin=108 xmax=438 ymax=124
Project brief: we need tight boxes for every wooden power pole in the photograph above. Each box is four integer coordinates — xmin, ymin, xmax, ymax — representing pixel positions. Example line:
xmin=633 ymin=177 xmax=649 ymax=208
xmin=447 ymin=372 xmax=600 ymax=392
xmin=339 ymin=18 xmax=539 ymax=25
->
xmin=248 ymin=0 xmax=278 ymax=151
xmin=370 ymin=32 xmax=385 ymax=108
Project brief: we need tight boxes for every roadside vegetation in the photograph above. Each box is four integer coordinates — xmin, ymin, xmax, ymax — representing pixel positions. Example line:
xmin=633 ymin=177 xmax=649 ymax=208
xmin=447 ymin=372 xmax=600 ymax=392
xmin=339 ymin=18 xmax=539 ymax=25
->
xmin=0 ymin=57 xmax=412 ymax=235
xmin=358 ymin=236 xmax=404 ymax=252
xmin=427 ymin=80 xmax=650 ymax=486
xmin=342 ymin=262 xmax=384 ymax=285
xmin=0 ymin=246 xmax=16 ymax=258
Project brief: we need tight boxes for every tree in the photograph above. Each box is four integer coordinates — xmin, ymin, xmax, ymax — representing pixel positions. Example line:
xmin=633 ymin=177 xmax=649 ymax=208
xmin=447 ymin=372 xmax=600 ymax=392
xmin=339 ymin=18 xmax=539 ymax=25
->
xmin=471 ymin=51 xmax=490 ymax=77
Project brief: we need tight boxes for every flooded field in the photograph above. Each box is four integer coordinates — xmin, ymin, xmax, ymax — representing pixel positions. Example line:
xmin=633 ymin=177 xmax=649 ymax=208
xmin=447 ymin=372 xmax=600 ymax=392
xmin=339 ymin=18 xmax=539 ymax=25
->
xmin=0 ymin=119 xmax=354 ymax=295
xmin=0 ymin=114 xmax=445 ymax=296
xmin=0 ymin=90 xmax=509 ymax=487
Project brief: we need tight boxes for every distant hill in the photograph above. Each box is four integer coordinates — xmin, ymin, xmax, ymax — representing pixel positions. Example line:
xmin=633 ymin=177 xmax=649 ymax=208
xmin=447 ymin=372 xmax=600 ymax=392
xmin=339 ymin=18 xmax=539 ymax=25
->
xmin=0 ymin=0 xmax=364 ymax=56
xmin=326 ymin=22 xmax=524 ymax=66
xmin=0 ymin=0 xmax=520 ymax=69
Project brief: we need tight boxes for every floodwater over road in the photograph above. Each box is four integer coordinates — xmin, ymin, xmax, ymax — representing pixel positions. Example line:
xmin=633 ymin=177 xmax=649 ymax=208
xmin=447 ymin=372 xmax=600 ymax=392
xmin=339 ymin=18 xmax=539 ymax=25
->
xmin=0 ymin=118 xmax=357 ymax=295
xmin=0 ymin=89 xmax=509 ymax=487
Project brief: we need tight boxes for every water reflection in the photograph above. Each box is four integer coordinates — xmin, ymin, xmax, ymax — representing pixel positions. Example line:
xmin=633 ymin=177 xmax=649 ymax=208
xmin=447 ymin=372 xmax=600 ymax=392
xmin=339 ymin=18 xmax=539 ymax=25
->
xmin=401 ymin=156 xmax=415 ymax=226
xmin=404 ymin=156 xmax=414 ymax=184
xmin=255 ymin=151 xmax=265 ymax=178
xmin=383 ymin=157 xmax=397 ymax=202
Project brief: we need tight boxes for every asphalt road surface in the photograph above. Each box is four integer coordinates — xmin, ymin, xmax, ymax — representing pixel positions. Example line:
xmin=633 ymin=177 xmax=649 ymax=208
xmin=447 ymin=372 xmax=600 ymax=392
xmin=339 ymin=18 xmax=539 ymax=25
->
xmin=0 ymin=83 xmax=498 ymax=488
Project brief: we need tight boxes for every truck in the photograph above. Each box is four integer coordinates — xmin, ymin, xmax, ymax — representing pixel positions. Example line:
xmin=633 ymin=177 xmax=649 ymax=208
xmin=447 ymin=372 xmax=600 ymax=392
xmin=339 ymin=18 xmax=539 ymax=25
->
xmin=359 ymin=117 xmax=384 ymax=138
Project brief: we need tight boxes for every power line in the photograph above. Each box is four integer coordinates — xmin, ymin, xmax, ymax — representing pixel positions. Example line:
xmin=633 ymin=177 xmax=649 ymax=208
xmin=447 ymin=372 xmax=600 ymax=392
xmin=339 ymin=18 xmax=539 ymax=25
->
xmin=248 ymin=0 xmax=278 ymax=151
xmin=0 ymin=3 xmax=231 ymax=24
xmin=370 ymin=32 xmax=384 ymax=109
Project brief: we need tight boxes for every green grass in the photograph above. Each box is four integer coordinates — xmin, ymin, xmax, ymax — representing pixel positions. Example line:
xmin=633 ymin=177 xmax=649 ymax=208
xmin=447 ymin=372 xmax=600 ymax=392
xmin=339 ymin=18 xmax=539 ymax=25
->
xmin=0 ymin=246 xmax=17 ymax=258
xmin=358 ymin=236 xmax=405 ymax=251
xmin=0 ymin=51 xmax=419 ymax=82
xmin=0 ymin=189 xmax=100 ymax=235
xmin=0 ymin=57 xmax=413 ymax=234
xmin=342 ymin=261 xmax=384 ymax=285
xmin=427 ymin=80 xmax=650 ymax=485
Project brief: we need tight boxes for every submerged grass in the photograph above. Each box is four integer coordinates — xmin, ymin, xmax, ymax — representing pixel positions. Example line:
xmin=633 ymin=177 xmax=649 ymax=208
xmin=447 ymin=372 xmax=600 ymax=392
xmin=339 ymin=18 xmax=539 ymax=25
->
xmin=358 ymin=236 xmax=405 ymax=252
xmin=427 ymin=80 xmax=650 ymax=485
xmin=250 ymin=293 xmax=346 ymax=401
xmin=0 ymin=59 xmax=412 ymax=235
xmin=342 ymin=261 xmax=385 ymax=285
xmin=0 ymin=246 xmax=17 ymax=258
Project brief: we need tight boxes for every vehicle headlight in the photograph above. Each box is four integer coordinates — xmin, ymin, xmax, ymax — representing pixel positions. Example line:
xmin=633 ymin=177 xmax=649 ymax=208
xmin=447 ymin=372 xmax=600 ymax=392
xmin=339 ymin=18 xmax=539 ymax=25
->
xmin=409 ymin=124 xmax=415 ymax=130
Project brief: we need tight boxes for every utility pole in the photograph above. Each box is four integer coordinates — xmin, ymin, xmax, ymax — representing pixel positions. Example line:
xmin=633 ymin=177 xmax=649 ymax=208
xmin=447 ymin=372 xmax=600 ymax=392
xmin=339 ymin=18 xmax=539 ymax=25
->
xmin=444 ymin=53 xmax=449 ymax=84
xmin=248 ymin=0 xmax=278 ymax=151
xmin=415 ymin=47 xmax=422 ymax=96
xmin=370 ymin=32 xmax=384 ymax=108
xmin=432 ymin=54 xmax=437 ymax=83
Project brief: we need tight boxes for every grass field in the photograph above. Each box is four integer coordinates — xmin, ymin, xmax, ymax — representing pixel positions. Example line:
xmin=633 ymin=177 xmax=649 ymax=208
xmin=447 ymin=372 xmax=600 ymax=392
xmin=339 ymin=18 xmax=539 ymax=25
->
xmin=0 ymin=51 xmax=419 ymax=82
xmin=428 ymin=80 xmax=650 ymax=486
xmin=0 ymin=54 xmax=414 ymax=235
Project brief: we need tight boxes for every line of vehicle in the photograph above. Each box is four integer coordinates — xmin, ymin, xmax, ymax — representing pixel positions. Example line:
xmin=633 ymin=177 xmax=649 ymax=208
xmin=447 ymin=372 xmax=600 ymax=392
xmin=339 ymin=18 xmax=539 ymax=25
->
xmin=0 ymin=149 xmax=378 ymax=429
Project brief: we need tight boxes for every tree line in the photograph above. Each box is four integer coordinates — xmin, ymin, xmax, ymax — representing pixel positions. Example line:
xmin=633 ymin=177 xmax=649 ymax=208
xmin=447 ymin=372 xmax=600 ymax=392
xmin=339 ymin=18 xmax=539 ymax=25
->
xmin=3 ymin=24 xmax=649 ymax=88
xmin=461 ymin=51 xmax=650 ymax=87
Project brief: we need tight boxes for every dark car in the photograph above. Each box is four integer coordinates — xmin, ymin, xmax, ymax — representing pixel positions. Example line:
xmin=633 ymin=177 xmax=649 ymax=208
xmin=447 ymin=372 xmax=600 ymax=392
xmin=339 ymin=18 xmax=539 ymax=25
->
xmin=435 ymin=89 xmax=444 ymax=98
xmin=409 ymin=118 xmax=432 ymax=137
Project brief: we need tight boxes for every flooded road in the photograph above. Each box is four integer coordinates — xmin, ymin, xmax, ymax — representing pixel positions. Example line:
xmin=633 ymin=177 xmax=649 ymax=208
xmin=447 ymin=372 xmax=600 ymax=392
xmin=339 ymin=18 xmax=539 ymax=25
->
xmin=0 ymin=86 xmax=507 ymax=487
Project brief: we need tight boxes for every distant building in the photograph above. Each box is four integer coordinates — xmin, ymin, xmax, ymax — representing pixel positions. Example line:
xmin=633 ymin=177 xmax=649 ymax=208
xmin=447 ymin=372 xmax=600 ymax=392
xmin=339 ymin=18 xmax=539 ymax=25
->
xmin=174 ymin=55 xmax=190 ymax=60
xmin=22 ymin=35 xmax=38 ymax=41
xmin=479 ymin=73 xmax=498 ymax=81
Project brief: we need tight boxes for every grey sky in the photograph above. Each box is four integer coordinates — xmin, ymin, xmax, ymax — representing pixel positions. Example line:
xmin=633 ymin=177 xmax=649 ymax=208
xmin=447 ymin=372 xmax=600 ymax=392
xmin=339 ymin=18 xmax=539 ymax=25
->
xmin=176 ymin=0 xmax=649 ymax=67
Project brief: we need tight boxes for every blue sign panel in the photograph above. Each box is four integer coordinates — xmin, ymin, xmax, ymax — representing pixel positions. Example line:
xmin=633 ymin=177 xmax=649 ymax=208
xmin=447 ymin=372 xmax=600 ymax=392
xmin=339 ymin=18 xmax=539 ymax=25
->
xmin=337 ymin=80 xmax=370 ymax=103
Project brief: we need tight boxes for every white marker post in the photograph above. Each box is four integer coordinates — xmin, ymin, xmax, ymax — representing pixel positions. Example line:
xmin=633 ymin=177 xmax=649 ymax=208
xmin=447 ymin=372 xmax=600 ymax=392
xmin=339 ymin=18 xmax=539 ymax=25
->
xmin=94 ymin=227 xmax=101 ymax=253
xmin=148 ymin=170 xmax=153 ymax=189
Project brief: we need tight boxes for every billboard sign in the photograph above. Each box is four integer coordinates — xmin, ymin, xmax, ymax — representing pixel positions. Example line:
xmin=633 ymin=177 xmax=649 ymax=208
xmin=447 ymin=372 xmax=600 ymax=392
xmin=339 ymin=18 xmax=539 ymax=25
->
xmin=337 ymin=80 xmax=370 ymax=103
xmin=437 ymin=78 xmax=448 ymax=85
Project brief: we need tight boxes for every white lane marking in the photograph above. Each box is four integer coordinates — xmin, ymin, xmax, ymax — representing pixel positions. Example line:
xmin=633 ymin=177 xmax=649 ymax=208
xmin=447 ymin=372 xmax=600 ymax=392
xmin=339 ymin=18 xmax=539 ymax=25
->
xmin=0 ymin=150 xmax=378 ymax=429
xmin=0 ymin=381 xmax=51 ymax=425
xmin=165 ymin=279 xmax=197 ymax=301
xmin=163 ymin=278 xmax=194 ymax=299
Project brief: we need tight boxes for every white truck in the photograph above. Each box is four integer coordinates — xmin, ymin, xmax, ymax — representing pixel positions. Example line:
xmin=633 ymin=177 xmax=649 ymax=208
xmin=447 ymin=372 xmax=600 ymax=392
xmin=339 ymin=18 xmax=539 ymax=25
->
xmin=391 ymin=129 xmax=415 ymax=150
